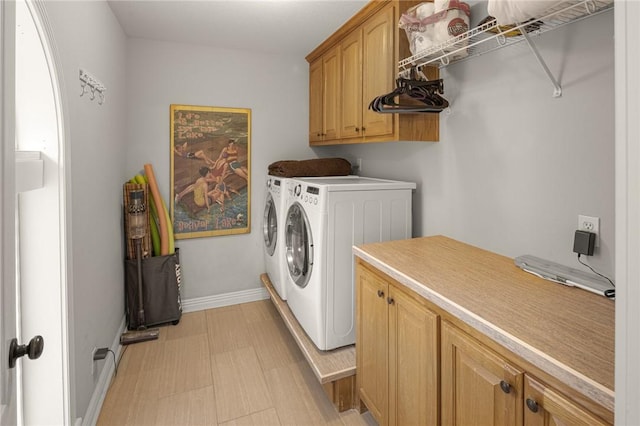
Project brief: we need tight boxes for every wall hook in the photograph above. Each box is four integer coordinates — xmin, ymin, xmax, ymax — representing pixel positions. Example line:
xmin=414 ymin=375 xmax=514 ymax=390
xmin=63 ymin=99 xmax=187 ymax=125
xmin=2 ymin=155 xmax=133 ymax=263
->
xmin=79 ymin=68 xmax=106 ymax=105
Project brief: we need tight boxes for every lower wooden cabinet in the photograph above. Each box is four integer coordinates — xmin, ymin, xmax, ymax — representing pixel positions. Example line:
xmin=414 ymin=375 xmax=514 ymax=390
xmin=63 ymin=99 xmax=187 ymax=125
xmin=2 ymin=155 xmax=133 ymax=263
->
xmin=441 ymin=321 xmax=611 ymax=426
xmin=523 ymin=375 xmax=609 ymax=426
xmin=356 ymin=259 xmax=612 ymax=426
xmin=357 ymin=264 xmax=389 ymax=422
xmin=356 ymin=260 xmax=439 ymax=426
xmin=441 ymin=321 xmax=524 ymax=426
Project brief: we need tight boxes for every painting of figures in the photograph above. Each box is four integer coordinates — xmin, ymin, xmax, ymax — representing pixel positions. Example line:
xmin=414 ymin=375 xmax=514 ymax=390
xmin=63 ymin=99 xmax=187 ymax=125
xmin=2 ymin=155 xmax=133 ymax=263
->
xmin=170 ymin=104 xmax=251 ymax=239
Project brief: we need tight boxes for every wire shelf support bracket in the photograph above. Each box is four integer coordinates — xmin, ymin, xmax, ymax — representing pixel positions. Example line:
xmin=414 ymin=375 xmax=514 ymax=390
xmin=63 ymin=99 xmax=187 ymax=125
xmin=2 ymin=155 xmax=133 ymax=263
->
xmin=520 ymin=29 xmax=562 ymax=97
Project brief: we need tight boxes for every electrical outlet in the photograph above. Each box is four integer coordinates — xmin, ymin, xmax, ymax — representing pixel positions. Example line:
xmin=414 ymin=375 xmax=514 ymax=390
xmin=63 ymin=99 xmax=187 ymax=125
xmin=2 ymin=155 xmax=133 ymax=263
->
xmin=578 ymin=215 xmax=600 ymax=248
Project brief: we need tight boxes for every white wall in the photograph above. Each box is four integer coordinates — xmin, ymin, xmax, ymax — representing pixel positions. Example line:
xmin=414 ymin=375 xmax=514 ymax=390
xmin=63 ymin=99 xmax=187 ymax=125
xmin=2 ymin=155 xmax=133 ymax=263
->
xmin=126 ymin=39 xmax=316 ymax=299
xmin=42 ymin=1 xmax=127 ymax=420
xmin=325 ymin=11 xmax=615 ymax=277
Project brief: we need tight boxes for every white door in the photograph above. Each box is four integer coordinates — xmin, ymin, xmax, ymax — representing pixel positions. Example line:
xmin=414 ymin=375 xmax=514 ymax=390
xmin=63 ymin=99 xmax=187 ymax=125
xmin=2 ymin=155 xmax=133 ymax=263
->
xmin=2 ymin=1 xmax=68 ymax=424
xmin=284 ymin=202 xmax=313 ymax=288
xmin=1 ymin=0 xmax=19 ymax=424
xmin=13 ymin=0 xmax=68 ymax=424
xmin=263 ymin=192 xmax=277 ymax=256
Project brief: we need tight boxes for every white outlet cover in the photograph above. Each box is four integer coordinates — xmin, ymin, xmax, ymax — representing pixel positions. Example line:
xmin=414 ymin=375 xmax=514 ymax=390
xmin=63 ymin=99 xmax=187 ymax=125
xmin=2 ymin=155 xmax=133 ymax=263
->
xmin=578 ymin=215 xmax=600 ymax=248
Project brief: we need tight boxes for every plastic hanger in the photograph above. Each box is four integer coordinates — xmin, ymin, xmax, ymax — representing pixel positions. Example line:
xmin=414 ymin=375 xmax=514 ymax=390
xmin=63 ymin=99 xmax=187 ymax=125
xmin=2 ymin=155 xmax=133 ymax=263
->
xmin=369 ymin=67 xmax=449 ymax=113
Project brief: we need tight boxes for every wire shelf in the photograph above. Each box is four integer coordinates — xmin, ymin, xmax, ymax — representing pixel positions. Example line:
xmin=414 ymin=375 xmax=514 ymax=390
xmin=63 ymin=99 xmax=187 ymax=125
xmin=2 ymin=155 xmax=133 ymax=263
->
xmin=398 ymin=0 xmax=614 ymax=78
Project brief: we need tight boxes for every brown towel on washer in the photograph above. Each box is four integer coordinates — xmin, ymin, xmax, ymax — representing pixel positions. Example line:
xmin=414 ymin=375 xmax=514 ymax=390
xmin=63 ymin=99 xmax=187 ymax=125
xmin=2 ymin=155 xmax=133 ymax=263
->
xmin=268 ymin=158 xmax=352 ymax=178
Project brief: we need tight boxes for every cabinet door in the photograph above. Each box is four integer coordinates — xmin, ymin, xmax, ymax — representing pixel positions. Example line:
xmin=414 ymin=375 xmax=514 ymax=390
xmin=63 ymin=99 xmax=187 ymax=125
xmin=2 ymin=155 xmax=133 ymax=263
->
xmin=524 ymin=375 xmax=610 ymax=426
xmin=340 ymin=28 xmax=363 ymax=140
xmin=442 ymin=322 xmax=523 ymax=426
xmin=362 ymin=4 xmax=394 ymax=138
xmin=309 ymin=58 xmax=323 ymax=144
xmin=388 ymin=286 xmax=439 ymax=426
xmin=322 ymin=44 xmax=341 ymax=142
xmin=356 ymin=265 xmax=389 ymax=424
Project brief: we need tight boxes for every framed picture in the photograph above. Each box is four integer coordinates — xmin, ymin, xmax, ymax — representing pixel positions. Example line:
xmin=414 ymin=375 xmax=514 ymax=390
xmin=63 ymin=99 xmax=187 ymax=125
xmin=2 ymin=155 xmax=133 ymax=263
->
xmin=170 ymin=104 xmax=251 ymax=239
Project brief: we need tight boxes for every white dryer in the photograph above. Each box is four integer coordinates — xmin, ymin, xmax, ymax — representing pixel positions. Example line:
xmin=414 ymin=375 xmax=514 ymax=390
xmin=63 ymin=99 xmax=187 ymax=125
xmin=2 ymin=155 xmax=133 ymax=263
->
xmin=284 ymin=176 xmax=416 ymax=350
xmin=262 ymin=175 xmax=289 ymax=300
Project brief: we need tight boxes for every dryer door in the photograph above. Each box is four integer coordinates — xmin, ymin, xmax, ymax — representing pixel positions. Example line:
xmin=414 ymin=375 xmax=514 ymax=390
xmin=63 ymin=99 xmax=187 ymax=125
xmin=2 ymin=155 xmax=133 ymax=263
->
xmin=263 ymin=193 xmax=277 ymax=256
xmin=285 ymin=202 xmax=313 ymax=288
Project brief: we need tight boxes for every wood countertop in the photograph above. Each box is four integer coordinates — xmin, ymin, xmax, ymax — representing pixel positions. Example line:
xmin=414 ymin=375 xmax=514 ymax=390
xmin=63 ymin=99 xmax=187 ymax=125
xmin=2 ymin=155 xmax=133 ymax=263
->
xmin=353 ymin=235 xmax=614 ymax=412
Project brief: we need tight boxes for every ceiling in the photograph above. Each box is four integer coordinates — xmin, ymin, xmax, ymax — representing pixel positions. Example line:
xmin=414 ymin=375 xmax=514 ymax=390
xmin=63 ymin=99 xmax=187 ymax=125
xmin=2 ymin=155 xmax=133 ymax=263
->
xmin=107 ymin=0 xmax=369 ymax=56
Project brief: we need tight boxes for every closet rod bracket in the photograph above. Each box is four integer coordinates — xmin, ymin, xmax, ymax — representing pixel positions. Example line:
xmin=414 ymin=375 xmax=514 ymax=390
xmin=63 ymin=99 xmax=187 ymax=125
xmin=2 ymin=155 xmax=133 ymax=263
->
xmin=520 ymin=29 xmax=562 ymax=98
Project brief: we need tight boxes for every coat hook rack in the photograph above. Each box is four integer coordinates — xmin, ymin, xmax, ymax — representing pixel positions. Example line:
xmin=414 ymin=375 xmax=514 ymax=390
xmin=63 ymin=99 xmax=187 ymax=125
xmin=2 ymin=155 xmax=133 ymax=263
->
xmin=79 ymin=69 xmax=106 ymax=105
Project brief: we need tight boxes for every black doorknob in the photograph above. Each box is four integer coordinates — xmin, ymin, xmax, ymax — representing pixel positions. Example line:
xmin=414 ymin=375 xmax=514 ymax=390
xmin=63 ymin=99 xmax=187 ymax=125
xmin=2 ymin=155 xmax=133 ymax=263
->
xmin=8 ymin=335 xmax=44 ymax=368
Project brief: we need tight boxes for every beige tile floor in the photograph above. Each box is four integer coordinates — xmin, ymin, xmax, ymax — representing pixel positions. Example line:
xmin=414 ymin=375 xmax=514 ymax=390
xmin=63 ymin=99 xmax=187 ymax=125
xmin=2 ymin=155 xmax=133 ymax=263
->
xmin=97 ymin=300 xmax=377 ymax=425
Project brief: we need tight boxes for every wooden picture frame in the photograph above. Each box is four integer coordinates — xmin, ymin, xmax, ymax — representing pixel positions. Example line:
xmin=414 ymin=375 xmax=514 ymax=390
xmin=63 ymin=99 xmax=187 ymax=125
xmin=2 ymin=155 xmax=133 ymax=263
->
xmin=170 ymin=104 xmax=251 ymax=239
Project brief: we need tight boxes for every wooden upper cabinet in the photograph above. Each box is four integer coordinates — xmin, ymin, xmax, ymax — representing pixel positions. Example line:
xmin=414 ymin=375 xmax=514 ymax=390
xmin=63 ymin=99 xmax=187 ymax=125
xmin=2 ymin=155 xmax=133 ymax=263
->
xmin=322 ymin=45 xmax=341 ymax=142
xmin=442 ymin=321 xmax=524 ymax=426
xmin=362 ymin=4 xmax=394 ymax=139
xmin=524 ymin=375 xmax=609 ymax=426
xmin=340 ymin=28 xmax=363 ymax=140
xmin=308 ymin=45 xmax=341 ymax=144
xmin=306 ymin=0 xmax=440 ymax=146
xmin=309 ymin=58 xmax=323 ymax=143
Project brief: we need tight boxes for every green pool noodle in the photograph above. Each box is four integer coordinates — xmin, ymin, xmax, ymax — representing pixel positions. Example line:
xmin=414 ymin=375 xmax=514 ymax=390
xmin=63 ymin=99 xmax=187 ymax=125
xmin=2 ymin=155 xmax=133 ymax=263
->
xmin=133 ymin=174 xmax=161 ymax=256
xmin=141 ymin=173 xmax=175 ymax=254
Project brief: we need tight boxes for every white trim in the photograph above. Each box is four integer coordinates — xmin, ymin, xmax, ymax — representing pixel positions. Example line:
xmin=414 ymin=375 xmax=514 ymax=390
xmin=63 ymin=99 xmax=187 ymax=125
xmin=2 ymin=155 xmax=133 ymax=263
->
xmin=615 ymin=2 xmax=640 ymax=424
xmin=20 ymin=1 xmax=73 ymax=424
xmin=0 ymin=0 xmax=18 ymax=424
xmin=181 ymin=287 xmax=269 ymax=313
xmin=80 ymin=316 xmax=126 ymax=426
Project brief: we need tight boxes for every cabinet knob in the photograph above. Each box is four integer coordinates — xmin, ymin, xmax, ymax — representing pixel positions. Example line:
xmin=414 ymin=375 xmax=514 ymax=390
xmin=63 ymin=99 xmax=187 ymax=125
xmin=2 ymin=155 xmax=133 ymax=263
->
xmin=361 ymin=127 xmax=366 ymax=132
xmin=355 ymin=127 xmax=360 ymax=132
xmin=499 ymin=380 xmax=511 ymax=394
xmin=387 ymin=297 xmax=395 ymax=305
xmin=526 ymin=398 xmax=539 ymax=413
xmin=316 ymin=133 xmax=321 ymax=137
xmin=377 ymin=290 xmax=384 ymax=298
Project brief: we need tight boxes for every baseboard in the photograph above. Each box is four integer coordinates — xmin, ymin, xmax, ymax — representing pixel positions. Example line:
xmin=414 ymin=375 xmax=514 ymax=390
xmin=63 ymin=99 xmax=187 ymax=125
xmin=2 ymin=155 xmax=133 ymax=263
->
xmin=81 ymin=316 xmax=126 ymax=426
xmin=181 ymin=287 xmax=269 ymax=313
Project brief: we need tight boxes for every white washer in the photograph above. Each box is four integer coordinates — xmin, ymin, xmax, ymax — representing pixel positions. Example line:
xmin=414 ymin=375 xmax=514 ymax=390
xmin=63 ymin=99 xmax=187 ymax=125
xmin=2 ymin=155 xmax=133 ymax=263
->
xmin=284 ymin=176 xmax=416 ymax=350
xmin=262 ymin=175 xmax=289 ymax=300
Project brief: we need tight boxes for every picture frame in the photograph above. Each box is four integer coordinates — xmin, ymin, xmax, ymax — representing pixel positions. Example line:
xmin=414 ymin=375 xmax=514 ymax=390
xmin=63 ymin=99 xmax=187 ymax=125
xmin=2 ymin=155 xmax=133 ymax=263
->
xmin=170 ymin=104 xmax=251 ymax=239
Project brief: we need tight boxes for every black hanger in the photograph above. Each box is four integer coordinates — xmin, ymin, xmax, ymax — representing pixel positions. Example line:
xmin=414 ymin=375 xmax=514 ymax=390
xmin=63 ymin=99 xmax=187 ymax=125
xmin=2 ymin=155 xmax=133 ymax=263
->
xmin=369 ymin=68 xmax=449 ymax=114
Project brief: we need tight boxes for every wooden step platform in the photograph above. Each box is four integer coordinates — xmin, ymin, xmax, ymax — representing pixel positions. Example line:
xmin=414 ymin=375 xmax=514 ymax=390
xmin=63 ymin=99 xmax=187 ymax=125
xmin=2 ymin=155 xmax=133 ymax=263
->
xmin=260 ymin=273 xmax=356 ymax=412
